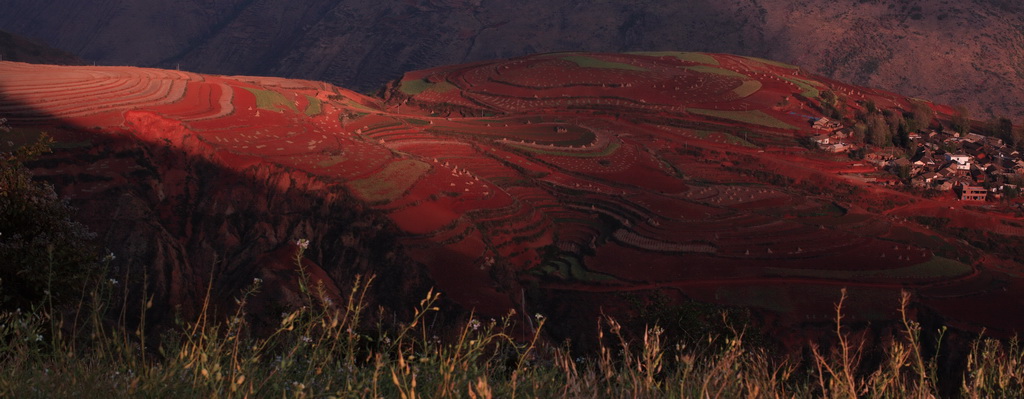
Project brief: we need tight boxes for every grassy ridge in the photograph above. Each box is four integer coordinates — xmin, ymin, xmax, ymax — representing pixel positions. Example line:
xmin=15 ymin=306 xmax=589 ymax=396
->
xmin=1 ymin=245 xmax=1022 ymax=398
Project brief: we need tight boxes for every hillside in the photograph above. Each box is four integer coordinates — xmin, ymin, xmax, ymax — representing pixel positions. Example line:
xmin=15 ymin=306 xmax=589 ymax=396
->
xmin=1 ymin=52 xmax=1023 ymax=345
xmin=0 ymin=29 xmax=82 ymax=65
xmin=1 ymin=0 xmax=1022 ymax=119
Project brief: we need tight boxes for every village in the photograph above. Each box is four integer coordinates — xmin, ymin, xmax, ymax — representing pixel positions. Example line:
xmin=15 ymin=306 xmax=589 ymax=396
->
xmin=808 ymin=117 xmax=1024 ymax=202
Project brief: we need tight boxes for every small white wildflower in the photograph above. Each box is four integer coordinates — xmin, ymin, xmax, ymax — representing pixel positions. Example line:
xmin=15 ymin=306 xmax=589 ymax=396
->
xmin=103 ymin=252 xmax=116 ymax=262
xmin=534 ymin=313 xmax=545 ymax=321
xmin=109 ymin=278 xmax=118 ymax=285
xmin=296 ymin=239 xmax=310 ymax=249
xmin=383 ymin=337 xmax=392 ymax=345
xmin=35 ymin=334 xmax=43 ymax=342
xmin=301 ymin=336 xmax=312 ymax=343
xmin=253 ymin=277 xmax=262 ymax=284
xmin=469 ymin=319 xmax=481 ymax=331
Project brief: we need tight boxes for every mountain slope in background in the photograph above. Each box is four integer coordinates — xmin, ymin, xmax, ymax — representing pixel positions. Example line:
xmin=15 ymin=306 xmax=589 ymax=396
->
xmin=2 ymin=52 xmax=1022 ymax=345
xmin=1 ymin=0 xmax=1022 ymax=119
xmin=0 ymin=29 xmax=83 ymax=65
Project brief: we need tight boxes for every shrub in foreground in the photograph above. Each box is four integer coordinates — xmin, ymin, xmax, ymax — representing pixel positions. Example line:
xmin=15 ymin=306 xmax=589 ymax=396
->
xmin=0 ymin=243 xmax=1022 ymax=398
xmin=0 ymin=131 xmax=104 ymax=310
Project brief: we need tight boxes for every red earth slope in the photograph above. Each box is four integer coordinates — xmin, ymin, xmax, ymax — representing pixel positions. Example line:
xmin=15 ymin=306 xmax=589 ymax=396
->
xmin=1 ymin=52 xmax=1021 ymax=337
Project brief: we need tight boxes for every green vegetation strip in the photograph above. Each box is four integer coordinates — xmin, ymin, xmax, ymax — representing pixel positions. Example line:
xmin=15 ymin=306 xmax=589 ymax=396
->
xmin=687 ymin=109 xmax=797 ymax=130
xmin=694 ymin=130 xmax=759 ymax=148
xmin=243 ymin=87 xmax=298 ymax=112
xmin=399 ymin=79 xmax=457 ymax=96
xmin=344 ymin=100 xmax=378 ymax=113
xmin=732 ymin=80 xmax=763 ymax=98
xmin=720 ymin=133 xmax=760 ymax=148
xmin=746 ymin=56 xmax=800 ymax=69
xmin=683 ymin=65 xmax=747 ymax=78
xmin=348 ymin=159 xmax=431 ymax=203
xmin=561 ymin=55 xmax=647 ymax=71
xmin=303 ymin=95 xmax=322 ymax=116
xmin=763 ymin=256 xmax=971 ymax=280
xmin=534 ymin=253 xmax=618 ymax=283
xmin=627 ymin=51 xmax=720 ymax=65
xmin=781 ymin=76 xmax=823 ymax=98
xmin=399 ymin=79 xmax=431 ymax=95
xmin=504 ymin=141 xmax=621 ymax=157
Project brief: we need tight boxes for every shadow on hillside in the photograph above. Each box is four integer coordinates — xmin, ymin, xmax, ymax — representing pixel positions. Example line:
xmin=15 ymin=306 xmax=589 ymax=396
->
xmin=0 ymin=88 xmax=440 ymax=337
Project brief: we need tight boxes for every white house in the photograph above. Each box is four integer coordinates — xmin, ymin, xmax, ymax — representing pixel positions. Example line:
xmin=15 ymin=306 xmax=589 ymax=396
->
xmin=946 ymin=153 xmax=971 ymax=171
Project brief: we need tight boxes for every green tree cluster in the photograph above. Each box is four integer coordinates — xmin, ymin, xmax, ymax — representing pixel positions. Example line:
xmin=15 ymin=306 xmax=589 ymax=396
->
xmin=0 ymin=129 xmax=104 ymax=310
xmin=818 ymin=90 xmax=846 ymax=119
xmin=906 ymin=101 xmax=934 ymax=133
xmin=853 ymin=100 xmax=935 ymax=150
xmin=986 ymin=117 xmax=1024 ymax=150
xmin=951 ymin=106 xmax=971 ymax=134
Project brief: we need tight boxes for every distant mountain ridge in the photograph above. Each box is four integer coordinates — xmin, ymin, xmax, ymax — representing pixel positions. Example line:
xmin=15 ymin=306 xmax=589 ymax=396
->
xmin=1 ymin=0 xmax=1023 ymax=120
xmin=0 ymin=30 xmax=82 ymax=65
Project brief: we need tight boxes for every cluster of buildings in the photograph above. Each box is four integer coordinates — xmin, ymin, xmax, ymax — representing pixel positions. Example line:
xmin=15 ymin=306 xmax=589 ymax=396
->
xmin=809 ymin=118 xmax=857 ymax=153
xmin=809 ymin=118 xmax=1023 ymax=202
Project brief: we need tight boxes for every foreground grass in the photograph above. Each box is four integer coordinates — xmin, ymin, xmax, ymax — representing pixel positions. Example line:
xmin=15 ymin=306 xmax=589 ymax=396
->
xmin=1 ymin=248 xmax=1022 ymax=398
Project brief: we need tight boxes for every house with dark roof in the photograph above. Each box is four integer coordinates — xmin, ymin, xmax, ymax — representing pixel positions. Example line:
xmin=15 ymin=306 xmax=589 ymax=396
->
xmin=960 ymin=185 xmax=988 ymax=201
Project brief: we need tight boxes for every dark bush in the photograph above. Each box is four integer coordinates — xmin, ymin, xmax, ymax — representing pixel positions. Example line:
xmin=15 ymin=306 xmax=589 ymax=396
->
xmin=0 ymin=132 xmax=104 ymax=310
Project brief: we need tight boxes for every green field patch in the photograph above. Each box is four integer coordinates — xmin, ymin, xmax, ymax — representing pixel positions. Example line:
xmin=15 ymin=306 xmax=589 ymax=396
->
xmin=303 ymin=95 xmax=322 ymax=116
xmin=884 ymin=226 xmax=949 ymax=251
xmin=432 ymin=124 xmax=597 ymax=148
xmin=488 ymin=176 xmax=533 ymax=187
xmin=793 ymin=202 xmax=847 ymax=218
xmin=348 ymin=159 xmax=431 ymax=203
xmin=628 ymin=51 xmax=720 ymax=65
xmin=399 ymin=79 xmax=431 ymax=95
xmin=687 ymin=109 xmax=797 ymax=130
xmin=505 ymin=141 xmax=621 ymax=157
xmin=732 ymin=79 xmax=763 ymax=98
xmin=694 ymin=130 xmax=759 ymax=148
xmin=399 ymin=79 xmax=456 ymax=96
xmin=533 ymin=252 xmax=618 ymax=283
xmin=243 ymin=87 xmax=297 ymax=112
xmin=362 ymin=120 xmax=405 ymax=132
xmin=721 ymin=133 xmax=760 ymax=148
xmin=404 ymin=118 xmax=431 ymax=126
xmin=343 ymin=99 xmax=379 ymax=113
xmin=746 ymin=56 xmax=800 ymax=69
xmin=781 ymin=76 xmax=823 ymax=98
xmin=683 ymin=65 xmax=747 ymax=78
xmin=763 ymin=256 xmax=971 ymax=280
xmin=561 ymin=55 xmax=647 ymax=71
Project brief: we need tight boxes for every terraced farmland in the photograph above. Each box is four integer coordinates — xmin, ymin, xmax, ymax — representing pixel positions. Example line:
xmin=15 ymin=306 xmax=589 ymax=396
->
xmin=2 ymin=52 xmax=1023 ymax=337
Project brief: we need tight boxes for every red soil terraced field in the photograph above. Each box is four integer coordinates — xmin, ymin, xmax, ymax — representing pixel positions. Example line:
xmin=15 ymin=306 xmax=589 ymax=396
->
xmin=2 ymin=52 xmax=1023 ymax=338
